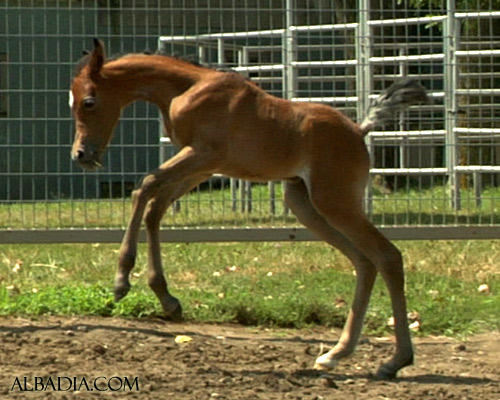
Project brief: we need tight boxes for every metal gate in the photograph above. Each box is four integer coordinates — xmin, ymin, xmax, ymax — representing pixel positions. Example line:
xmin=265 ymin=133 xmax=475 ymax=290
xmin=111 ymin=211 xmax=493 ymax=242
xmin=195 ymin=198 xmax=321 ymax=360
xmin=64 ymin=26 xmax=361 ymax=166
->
xmin=0 ymin=0 xmax=499 ymax=243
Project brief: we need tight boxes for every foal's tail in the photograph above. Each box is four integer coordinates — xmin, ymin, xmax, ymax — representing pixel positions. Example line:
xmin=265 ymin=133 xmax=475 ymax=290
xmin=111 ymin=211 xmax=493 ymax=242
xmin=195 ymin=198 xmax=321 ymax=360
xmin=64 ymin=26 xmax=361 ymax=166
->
xmin=359 ymin=79 xmax=429 ymax=136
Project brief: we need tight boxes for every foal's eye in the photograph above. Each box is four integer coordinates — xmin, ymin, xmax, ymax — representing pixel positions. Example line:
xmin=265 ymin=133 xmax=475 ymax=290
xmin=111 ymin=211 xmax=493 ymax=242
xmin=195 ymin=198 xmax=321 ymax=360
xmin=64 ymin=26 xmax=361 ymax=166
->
xmin=83 ymin=97 xmax=96 ymax=110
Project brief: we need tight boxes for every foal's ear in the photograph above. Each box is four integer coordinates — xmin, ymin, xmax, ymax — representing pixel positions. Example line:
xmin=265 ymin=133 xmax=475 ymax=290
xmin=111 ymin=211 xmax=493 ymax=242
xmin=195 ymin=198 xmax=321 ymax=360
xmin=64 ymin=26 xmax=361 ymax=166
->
xmin=88 ymin=38 xmax=106 ymax=80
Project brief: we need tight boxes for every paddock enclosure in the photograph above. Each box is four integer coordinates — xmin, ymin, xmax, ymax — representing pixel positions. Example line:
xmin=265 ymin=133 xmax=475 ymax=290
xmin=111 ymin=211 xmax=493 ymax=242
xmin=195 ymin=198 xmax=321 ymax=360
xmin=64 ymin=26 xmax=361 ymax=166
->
xmin=0 ymin=0 xmax=499 ymax=243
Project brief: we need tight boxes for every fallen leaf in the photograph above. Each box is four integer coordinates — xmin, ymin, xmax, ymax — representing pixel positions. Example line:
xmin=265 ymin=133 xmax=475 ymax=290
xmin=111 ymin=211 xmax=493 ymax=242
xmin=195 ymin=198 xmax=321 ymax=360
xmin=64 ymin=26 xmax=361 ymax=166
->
xmin=409 ymin=321 xmax=420 ymax=331
xmin=175 ymin=335 xmax=193 ymax=344
xmin=478 ymin=284 xmax=490 ymax=294
xmin=334 ymin=298 xmax=347 ymax=308
xmin=12 ymin=260 xmax=22 ymax=272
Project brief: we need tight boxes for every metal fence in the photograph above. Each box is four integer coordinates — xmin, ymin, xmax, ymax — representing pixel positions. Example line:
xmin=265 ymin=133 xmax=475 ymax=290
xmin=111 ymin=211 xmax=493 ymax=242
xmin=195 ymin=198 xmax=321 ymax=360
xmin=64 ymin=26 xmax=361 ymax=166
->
xmin=0 ymin=0 xmax=499 ymax=243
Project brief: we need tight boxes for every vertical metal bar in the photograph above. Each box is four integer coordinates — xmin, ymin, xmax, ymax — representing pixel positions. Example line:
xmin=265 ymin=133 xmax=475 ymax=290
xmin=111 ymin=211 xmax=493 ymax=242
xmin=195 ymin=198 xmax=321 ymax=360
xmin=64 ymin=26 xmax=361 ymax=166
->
xmin=356 ymin=0 xmax=373 ymax=215
xmin=269 ymin=181 xmax=276 ymax=215
xmin=240 ymin=179 xmax=246 ymax=212
xmin=283 ymin=0 xmax=297 ymax=100
xmin=444 ymin=0 xmax=461 ymax=210
xmin=280 ymin=0 xmax=296 ymax=217
xmin=198 ymin=45 xmax=207 ymax=64
xmin=246 ymin=181 xmax=253 ymax=213
xmin=157 ymin=38 xmax=168 ymax=166
xmin=231 ymin=178 xmax=238 ymax=212
xmin=473 ymin=171 xmax=482 ymax=208
xmin=399 ymin=46 xmax=409 ymax=169
xmin=217 ymin=38 xmax=225 ymax=66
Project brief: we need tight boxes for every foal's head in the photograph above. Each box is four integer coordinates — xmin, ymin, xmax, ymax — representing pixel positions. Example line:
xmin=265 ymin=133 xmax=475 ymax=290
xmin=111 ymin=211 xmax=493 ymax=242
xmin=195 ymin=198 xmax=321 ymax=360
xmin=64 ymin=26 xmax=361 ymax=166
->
xmin=70 ymin=39 xmax=122 ymax=169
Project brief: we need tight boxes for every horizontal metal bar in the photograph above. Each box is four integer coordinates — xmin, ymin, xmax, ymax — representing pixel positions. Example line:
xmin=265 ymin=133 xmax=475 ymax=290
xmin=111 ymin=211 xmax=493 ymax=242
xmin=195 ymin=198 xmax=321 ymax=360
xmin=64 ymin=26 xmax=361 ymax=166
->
xmin=371 ymin=166 xmax=500 ymax=175
xmin=369 ymin=130 xmax=446 ymax=138
xmin=368 ymin=15 xmax=447 ymax=26
xmin=236 ymin=57 xmax=451 ymax=72
xmin=454 ymin=127 xmax=500 ymax=134
xmin=163 ymin=127 xmax=499 ymax=144
xmin=290 ymin=23 xmax=358 ymax=32
xmin=291 ymin=94 xmax=445 ymax=104
xmin=233 ymin=65 xmax=285 ymax=72
xmin=291 ymin=96 xmax=358 ymax=103
xmin=455 ymin=11 xmax=500 ymax=18
xmin=456 ymin=49 xmax=500 ymax=56
xmin=454 ymin=165 xmax=500 ymax=172
xmin=0 ymin=226 xmax=498 ymax=244
xmin=159 ymin=29 xmax=286 ymax=42
xmin=296 ymin=75 xmax=357 ymax=83
xmin=291 ymin=60 xmax=358 ymax=67
xmin=370 ymin=168 xmax=448 ymax=175
xmin=456 ymin=88 xmax=500 ymax=95
xmin=370 ymin=54 xmax=445 ymax=63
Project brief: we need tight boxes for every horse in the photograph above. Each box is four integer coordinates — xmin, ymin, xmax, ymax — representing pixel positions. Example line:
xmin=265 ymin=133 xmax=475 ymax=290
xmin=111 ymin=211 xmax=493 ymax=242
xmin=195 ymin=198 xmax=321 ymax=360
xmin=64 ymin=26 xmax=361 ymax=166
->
xmin=69 ymin=39 xmax=428 ymax=379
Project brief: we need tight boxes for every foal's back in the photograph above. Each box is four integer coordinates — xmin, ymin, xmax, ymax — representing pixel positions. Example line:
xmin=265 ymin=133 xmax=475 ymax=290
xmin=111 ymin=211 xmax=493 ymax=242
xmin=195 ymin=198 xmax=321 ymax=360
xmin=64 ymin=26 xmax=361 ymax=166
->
xmin=168 ymin=65 xmax=366 ymax=182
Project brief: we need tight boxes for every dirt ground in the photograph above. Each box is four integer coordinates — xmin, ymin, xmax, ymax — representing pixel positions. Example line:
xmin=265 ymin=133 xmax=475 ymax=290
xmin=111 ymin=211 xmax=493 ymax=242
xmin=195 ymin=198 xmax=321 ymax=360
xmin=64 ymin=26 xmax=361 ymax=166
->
xmin=0 ymin=316 xmax=499 ymax=399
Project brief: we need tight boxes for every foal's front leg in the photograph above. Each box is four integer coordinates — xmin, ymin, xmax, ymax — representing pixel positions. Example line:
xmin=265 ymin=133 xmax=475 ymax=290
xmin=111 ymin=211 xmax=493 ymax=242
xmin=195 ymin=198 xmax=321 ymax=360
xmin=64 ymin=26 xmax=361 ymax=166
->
xmin=143 ymin=176 xmax=210 ymax=319
xmin=113 ymin=146 xmax=215 ymax=316
xmin=114 ymin=188 xmax=148 ymax=302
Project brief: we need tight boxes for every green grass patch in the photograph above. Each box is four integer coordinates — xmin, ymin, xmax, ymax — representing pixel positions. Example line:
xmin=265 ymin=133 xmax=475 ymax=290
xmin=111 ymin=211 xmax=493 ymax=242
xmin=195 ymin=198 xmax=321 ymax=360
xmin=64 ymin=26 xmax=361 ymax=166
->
xmin=0 ymin=241 xmax=499 ymax=337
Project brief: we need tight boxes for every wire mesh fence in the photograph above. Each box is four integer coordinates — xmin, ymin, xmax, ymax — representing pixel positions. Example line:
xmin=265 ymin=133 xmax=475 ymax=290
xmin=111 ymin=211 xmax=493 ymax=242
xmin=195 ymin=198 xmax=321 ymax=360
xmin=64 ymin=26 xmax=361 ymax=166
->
xmin=0 ymin=0 xmax=499 ymax=242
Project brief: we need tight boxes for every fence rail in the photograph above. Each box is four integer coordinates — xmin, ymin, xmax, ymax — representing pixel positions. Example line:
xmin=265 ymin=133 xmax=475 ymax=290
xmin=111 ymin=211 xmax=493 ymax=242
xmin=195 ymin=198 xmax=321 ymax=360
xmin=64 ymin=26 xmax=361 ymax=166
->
xmin=0 ymin=0 xmax=498 ymax=243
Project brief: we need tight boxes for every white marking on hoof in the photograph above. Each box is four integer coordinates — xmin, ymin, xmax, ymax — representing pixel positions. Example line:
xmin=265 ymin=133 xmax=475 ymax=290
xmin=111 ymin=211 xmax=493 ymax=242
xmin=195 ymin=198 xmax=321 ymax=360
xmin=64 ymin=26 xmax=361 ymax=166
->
xmin=314 ymin=352 xmax=339 ymax=370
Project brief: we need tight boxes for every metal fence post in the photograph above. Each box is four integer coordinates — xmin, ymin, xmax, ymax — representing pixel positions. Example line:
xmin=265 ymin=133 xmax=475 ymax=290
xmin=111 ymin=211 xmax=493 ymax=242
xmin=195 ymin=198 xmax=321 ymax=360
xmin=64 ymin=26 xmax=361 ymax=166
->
xmin=281 ymin=0 xmax=297 ymax=216
xmin=356 ymin=0 xmax=373 ymax=215
xmin=444 ymin=0 xmax=461 ymax=210
xmin=283 ymin=0 xmax=297 ymax=101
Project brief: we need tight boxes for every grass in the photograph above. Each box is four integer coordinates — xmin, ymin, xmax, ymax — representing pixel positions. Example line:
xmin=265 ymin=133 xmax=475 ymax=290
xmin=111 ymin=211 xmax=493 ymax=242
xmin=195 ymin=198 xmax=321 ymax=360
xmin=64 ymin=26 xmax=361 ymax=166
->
xmin=0 ymin=240 xmax=499 ymax=337
xmin=0 ymin=183 xmax=498 ymax=336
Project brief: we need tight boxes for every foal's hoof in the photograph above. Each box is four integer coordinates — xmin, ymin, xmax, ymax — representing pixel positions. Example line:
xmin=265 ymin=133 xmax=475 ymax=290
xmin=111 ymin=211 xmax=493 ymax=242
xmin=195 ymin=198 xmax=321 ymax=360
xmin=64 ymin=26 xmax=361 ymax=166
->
xmin=374 ymin=364 xmax=398 ymax=380
xmin=374 ymin=354 xmax=414 ymax=380
xmin=114 ymin=282 xmax=131 ymax=302
xmin=163 ymin=297 xmax=183 ymax=322
xmin=313 ymin=353 xmax=339 ymax=370
xmin=166 ymin=304 xmax=183 ymax=322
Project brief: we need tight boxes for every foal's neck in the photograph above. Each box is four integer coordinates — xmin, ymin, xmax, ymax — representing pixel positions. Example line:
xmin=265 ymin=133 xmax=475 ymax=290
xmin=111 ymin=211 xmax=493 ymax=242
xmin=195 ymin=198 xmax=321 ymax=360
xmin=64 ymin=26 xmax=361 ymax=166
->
xmin=102 ymin=55 xmax=208 ymax=111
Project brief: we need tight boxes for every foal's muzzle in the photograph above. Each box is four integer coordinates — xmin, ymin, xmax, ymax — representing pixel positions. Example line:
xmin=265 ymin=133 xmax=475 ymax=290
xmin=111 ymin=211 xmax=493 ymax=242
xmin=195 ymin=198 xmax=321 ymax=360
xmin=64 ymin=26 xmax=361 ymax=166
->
xmin=71 ymin=146 xmax=102 ymax=169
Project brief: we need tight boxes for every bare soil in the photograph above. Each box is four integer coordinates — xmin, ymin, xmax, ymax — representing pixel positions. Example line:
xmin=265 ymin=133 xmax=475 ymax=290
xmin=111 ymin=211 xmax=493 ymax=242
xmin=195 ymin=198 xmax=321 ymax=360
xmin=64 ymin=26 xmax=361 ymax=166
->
xmin=1 ymin=316 xmax=499 ymax=399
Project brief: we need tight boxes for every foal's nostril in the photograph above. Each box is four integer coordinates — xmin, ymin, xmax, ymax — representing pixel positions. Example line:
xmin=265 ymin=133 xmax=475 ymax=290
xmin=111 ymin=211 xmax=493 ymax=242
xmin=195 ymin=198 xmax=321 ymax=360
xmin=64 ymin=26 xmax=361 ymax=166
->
xmin=76 ymin=150 xmax=85 ymax=160
xmin=72 ymin=149 xmax=87 ymax=163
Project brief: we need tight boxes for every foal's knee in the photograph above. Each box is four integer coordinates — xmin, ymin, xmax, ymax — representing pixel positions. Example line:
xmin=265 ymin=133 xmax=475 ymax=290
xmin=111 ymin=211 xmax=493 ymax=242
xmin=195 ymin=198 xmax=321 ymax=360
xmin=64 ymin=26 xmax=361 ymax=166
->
xmin=383 ymin=244 xmax=403 ymax=268
xmin=118 ymin=246 xmax=136 ymax=271
xmin=374 ymin=243 xmax=404 ymax=284
xmin=144 ymin=205 xmax=161 ymax=231
xmin=134 ymin=174 xmax=161 ymax=205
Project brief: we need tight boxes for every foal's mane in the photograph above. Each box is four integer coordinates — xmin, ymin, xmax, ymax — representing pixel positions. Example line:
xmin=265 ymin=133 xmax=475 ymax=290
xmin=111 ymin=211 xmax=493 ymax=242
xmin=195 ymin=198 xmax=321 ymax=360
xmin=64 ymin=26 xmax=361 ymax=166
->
xmin=73 ymin=51 xmax=211 ymax=78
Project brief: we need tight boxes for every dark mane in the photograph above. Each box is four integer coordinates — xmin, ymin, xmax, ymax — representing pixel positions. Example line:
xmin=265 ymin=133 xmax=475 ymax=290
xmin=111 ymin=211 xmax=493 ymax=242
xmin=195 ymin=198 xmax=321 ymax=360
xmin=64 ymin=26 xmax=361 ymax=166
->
xmin=73 ymin=50 xmax=248 ymax=82
xmin=73 ymin=50 xmax=205 ymax=78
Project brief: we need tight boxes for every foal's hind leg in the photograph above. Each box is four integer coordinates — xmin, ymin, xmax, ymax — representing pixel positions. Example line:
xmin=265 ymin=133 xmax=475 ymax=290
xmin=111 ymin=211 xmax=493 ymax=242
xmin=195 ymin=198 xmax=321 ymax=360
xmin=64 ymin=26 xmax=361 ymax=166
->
xmin=305 ymin=178 xmax=413 ymax=379
xmin=285 ymin=180 xmax=377 ymax=368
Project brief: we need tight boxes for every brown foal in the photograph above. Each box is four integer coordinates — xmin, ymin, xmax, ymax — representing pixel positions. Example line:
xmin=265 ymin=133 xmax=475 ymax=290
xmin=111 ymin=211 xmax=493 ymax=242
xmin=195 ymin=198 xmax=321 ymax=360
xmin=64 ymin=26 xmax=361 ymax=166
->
xmin=70 ymin=39 xmax=428 ymax=379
